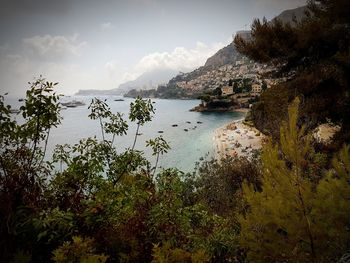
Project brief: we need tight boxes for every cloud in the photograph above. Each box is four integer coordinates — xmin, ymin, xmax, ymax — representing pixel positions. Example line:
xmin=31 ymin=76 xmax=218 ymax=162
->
xmin=100 ymin=22 xmax=114 ymax=30
xmin=22 ymin=34 xmax=87 ymax=59
xmin=1 ymin=34 xmax=226 ymax=95
xmin=125 ymin=41 xmax=226 ymax=81
xmin=105 ymin=61 xmax=120 ymax=77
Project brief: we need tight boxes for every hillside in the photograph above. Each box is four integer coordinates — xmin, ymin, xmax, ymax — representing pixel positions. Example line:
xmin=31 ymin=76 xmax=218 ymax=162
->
xmin=118 ymin=68 xmax=178 ymax=92
xmin=165 ymin=5 xmax=308 ymax=95
xmin=203 ymin=42 xmax=241 ymax=69
xmin=76 ymin=68 xmax=179 ymax=96
xmin=273 ymin=5 xmax=308 ymax=23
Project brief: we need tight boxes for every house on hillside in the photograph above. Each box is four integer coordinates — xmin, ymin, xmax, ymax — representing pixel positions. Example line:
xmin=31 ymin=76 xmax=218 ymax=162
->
xmin=221 ymin=86 xmax=234 ymax=96
xmin=251 ymin=83 xmax=262 ymax=96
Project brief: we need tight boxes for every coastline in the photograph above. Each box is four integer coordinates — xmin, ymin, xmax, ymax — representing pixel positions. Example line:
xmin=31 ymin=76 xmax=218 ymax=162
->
xmin=190 ymin=106 xmax=250 ymax=113
xmin=213 ymin=118 xmax=266 ymax=159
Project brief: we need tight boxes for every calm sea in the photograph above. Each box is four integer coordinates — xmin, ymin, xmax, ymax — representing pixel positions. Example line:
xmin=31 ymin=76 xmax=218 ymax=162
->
xmin=8 ymin=96 xmax=245 ymax=172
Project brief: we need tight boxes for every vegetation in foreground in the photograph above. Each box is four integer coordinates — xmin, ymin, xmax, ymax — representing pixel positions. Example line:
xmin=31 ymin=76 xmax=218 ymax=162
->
xmin=1 ymin=78 xmax=350 ymax=263
xmin=1 ymin=0 xmax=350 ymax=262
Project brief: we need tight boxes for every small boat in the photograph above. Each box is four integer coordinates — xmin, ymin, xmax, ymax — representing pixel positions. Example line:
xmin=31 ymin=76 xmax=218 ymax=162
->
xmin=158 ymin=131 xmax=164 ymax=133
xmin=137 ymin=133 xmax=143 ymax=136
xmin=114 ymin=99 xmax=124 ymax=101
xmin=197 ymin=121 xmax=203 ymax=124
xmin=61 ymin=100 xmax=85 ymax=107
xmin=9 ymin=109 xmax=20 ymax=114
xmin=186 ymin=121 xmax=191 ymax=124
xmin=184 ymin=129 xmax=188 ymax=132
xmin=172 ymin=124 xmax=178 ymax=127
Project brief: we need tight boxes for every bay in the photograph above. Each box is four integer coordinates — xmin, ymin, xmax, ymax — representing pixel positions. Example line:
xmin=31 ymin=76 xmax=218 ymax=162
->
xmin=8 ymin=96 xmax=245 ymax=172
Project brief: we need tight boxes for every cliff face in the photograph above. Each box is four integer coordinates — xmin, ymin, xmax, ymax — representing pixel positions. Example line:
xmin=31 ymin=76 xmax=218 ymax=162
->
xmin=201 ymin=5 xmax=308 ymax=72
xmin=273 ymin=6 xmax=308 ymax=24
xmin=203 ymin=42 xmax=241 ymax=69
xmin=168 ymin=42 xmax=244 ymax=85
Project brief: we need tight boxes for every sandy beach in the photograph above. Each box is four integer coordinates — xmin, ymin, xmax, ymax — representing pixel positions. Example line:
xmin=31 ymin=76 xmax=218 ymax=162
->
xmin=213 ymin=120 xmax=266 ymax=159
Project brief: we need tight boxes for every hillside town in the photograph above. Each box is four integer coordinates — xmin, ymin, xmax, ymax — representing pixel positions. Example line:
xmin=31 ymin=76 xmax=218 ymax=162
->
xmin=176 ymin=58 xmax=285 ymax=111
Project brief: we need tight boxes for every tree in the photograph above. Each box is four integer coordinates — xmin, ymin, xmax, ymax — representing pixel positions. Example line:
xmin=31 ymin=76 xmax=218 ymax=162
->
xmin=234 ymin=0 xmax=350 ymax=145
xmin=1 ymin=77 xmax=247 ymax=262
xmin=212 ymin=87 xmax=222 ymax=96
xmin=0 ymin=78 xmax=62 ymax=262
xmin=239 ymin=98 xmax=350 ymax=262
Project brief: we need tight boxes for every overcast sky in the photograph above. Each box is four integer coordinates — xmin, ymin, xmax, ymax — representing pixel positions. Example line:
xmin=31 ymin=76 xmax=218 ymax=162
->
xmin=0 ymin=0 xmax=306 ymax=95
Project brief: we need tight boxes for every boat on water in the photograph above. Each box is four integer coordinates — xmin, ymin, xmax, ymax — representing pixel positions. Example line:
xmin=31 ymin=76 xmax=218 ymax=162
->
xmin=61 ymin=100 xmax=86 ymax=108
xmin=9 ymin=109 xmax=20 ymax=114
xmin=114 ymin=99 xmax=124 ymax=102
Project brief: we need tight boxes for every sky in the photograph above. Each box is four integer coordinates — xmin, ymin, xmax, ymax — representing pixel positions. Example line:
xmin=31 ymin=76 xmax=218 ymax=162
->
xmin=0 ymin=0 xmax=306 ymax=95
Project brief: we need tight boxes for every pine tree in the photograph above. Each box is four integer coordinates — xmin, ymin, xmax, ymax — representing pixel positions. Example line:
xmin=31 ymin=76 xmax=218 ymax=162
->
xmin=312 ymin=144 xmax=350 ymax=260
xmin=239 ymin=98 xmax=316 ymax=262
xmin=239 ymin=98 xmax=350 ymax=262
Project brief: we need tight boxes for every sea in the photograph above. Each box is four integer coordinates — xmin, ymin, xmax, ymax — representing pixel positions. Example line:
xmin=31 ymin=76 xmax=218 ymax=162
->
xmin=7 ymin=96 xmax=245 ymax=172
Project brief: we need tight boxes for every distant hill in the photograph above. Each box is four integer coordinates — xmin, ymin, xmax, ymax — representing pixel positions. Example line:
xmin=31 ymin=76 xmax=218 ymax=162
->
xmin=118 ymin=68 xmax=178 ymax=92
xmin=75 ymin=88 xmax=122 ymax=96
xmin=76 ymin=68 xmax=178 ymax=96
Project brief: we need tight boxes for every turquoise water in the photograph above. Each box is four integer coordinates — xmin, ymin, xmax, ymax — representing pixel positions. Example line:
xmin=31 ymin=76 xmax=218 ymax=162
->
xmin=8 ymin=96 xmax=245 ymax=172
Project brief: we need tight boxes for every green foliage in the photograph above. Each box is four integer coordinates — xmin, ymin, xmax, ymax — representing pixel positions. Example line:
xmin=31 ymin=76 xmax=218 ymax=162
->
xmin=312 ymin=144 xmax=350 ymax=260
xmin=124 ymin=84 xmax=199 ymax=99
xmin=146 ymin=136 xmax=171 ymax=176
xmin=3 ymin=76 xmax=350 ymax=263
xmin=0 ymin=77 xmax=62 ymax=262
xmin=146 ymin=136 xmax=171 ymax=157
xmin=52 ymin=236 xmax=108 ymax=263
xmin=198 ymin=94 xmax=211 ymax=103
xmin=88 ymin=98 xmax=128 ymax=144
xmin=151 ymin=242 xmax=209 ymax=263
xmin=194 ymin=157 xmax=261 ymax=216
xmin=1 ymin=77 xmax=248 ymax=262
xmin=129 ymin=97 xmax=154 ymax=125
xmin=239 ymin=98 xmax=350 ymax=262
